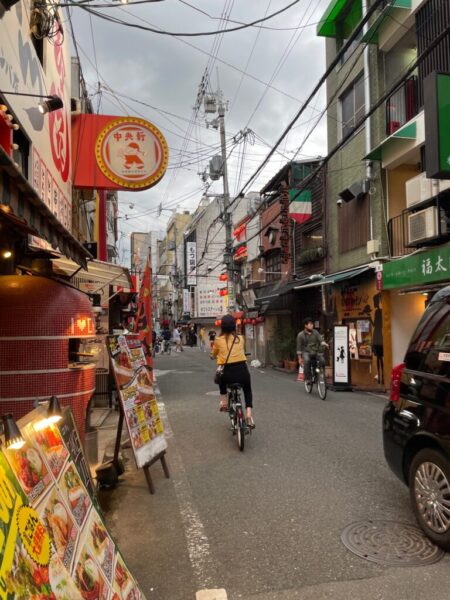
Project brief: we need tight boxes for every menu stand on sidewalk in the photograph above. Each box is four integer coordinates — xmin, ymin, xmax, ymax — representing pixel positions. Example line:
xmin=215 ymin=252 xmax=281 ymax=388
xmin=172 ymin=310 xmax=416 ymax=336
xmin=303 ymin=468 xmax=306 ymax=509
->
xmin=112 ymin=404 xmax=170 ymax=494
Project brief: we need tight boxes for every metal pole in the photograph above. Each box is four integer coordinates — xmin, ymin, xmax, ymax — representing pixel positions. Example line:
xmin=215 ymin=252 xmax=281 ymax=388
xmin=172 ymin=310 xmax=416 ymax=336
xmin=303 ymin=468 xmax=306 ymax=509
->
xmin=218 ymin=97 xmax=235 ymax=311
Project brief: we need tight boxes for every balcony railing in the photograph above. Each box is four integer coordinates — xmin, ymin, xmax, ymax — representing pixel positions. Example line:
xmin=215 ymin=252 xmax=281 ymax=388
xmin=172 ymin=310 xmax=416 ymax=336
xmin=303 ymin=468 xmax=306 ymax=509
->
xmin=388 ymin=213 xmax=414 ymax=257
xmin=385 ymin=76 xmax=418 ymax=136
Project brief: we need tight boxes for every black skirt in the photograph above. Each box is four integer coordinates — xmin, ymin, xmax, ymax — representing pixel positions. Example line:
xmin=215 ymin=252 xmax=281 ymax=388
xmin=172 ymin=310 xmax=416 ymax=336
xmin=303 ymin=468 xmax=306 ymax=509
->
xmin=218 ymin=361 xmax=253 ymax=407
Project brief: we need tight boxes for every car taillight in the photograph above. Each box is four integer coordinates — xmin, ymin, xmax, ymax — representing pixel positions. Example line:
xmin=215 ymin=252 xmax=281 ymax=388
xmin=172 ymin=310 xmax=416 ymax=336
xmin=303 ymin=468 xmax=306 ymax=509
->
xmin=390 ymin=362 xmax=405 ymax=403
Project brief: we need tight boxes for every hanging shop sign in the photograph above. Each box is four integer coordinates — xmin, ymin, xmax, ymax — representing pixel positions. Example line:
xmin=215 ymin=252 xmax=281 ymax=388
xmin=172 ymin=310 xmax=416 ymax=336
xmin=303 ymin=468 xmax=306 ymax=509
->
xmin=107 ymin=335 xmax=167 ymax=469
xmin=383 ymin=245 xmax=450 ymax=289
xmin=333 ymin=325 xmax=351 ymax=387
xmin=186 ymin=242 xmax=197 ymax=285
xmin=72 ymin=115 xmax=169 ymax=191
xmin=1 ymin=405 xmax=145 ymax=599
xmin=424 ymin=72 xmax=450 ymax=179
xmin=280 ymin=187 xmax=290 ymax=264
xmin=183 ymin=288 xmax=191 ymax=314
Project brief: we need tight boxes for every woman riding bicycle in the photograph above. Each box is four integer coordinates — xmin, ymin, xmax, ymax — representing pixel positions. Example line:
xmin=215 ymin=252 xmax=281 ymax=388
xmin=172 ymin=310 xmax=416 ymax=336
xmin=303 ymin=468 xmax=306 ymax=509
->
xmin=211 ymin=314 xmax=255 ymax=428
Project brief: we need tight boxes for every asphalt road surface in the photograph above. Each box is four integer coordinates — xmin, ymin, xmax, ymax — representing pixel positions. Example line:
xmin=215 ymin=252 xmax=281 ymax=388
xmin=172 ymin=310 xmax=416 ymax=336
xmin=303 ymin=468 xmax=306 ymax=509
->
xmin=103 ymin=347 xmax=450 ymax=600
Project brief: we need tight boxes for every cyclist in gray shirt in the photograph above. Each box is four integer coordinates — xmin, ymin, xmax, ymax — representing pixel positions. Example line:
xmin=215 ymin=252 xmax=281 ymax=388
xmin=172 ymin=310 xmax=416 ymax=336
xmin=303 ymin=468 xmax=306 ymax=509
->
xmin=297 ymin=317 xmax=328 ymax=382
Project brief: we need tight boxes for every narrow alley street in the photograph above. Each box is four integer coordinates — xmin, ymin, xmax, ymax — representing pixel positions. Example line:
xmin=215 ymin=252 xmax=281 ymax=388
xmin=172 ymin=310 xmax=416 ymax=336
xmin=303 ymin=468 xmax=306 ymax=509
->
xmin=102 ymin=348 xmax=450 ymax=600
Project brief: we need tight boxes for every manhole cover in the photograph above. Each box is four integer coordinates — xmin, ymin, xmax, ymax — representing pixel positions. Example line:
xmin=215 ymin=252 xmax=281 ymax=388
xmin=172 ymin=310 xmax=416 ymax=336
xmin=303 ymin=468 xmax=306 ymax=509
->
xmin=341 ymin=520 xmax=444 ymax=566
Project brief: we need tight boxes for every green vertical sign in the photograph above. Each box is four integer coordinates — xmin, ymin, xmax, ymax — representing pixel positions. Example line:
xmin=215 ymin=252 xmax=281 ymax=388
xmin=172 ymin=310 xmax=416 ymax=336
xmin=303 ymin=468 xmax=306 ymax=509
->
xmin=425 ymin=72 xmax=450 ymax=179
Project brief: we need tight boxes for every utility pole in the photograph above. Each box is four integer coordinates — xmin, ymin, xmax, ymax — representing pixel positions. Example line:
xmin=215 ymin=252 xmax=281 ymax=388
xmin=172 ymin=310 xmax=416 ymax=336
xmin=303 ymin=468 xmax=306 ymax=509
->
xmin=217 ymin=94 xmax=235 ymax=312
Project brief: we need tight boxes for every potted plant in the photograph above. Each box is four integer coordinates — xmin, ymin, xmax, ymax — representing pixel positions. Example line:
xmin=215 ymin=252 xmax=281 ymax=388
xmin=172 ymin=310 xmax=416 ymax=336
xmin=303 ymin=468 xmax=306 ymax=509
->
xmin=283 ymin=331 xmax=298 ymax=372
xmin=269 ymin=327 xmax=298 ymax=370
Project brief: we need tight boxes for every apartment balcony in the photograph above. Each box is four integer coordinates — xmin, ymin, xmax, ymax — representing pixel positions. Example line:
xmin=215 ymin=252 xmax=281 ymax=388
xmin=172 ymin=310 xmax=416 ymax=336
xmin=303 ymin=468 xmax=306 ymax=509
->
xmin=389 ymin=202 xmax=450 ymax=257
xmin=386 ymin=76 xmax=418 ymax=136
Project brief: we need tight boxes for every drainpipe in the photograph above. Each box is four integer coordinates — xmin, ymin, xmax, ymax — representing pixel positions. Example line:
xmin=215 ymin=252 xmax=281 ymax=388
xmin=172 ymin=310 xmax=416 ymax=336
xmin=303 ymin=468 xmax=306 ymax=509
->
xmin=362 ymin=0 xmax=374 ymax=241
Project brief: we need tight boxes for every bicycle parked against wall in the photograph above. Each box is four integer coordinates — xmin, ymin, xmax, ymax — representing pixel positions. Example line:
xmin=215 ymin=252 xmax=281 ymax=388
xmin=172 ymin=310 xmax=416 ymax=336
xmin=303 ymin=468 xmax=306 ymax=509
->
xmin=227 ymin=383 xmax=252 ymax=451
xmin=304 ymin=356 xmax=327 ymax=400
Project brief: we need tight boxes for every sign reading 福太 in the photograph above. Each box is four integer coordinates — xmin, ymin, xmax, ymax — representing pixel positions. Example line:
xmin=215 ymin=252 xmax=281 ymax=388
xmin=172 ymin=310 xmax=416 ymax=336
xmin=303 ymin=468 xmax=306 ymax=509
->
xmin=383 ymin=245 xmax=450 ymax=289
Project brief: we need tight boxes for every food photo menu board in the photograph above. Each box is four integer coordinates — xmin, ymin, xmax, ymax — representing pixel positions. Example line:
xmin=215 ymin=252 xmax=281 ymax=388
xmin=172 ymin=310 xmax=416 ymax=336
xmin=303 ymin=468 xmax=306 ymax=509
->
xmin=107 ymin=335 xmax=167 ymax=469
xmin=0 ymin=406 xmax=145 ymax=600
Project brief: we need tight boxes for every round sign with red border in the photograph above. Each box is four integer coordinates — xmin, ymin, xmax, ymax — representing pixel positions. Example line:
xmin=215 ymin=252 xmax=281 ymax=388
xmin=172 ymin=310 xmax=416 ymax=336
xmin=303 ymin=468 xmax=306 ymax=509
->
xmin=95 ymin=117 xmax=169 ymax=190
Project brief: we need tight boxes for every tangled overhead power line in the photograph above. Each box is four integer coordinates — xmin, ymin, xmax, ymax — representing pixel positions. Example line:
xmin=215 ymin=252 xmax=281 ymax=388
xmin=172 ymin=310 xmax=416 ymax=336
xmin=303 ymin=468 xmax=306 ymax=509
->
xmin=67 ymin=0 xmax=303 ymax=37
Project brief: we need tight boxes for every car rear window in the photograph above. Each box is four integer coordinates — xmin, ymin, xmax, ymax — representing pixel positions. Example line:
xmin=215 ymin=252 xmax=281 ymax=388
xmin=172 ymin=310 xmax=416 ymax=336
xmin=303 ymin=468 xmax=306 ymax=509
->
xmin=404 ymin=300 xmax=450 ymax=376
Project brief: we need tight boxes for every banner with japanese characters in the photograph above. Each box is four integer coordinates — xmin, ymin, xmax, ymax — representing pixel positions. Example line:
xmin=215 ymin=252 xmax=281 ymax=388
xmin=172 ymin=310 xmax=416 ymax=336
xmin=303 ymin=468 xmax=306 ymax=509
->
xmin=0 ymin=405 xmax=146 ymax=599
xmin=107 ymin=335 xmax=167 ymax=469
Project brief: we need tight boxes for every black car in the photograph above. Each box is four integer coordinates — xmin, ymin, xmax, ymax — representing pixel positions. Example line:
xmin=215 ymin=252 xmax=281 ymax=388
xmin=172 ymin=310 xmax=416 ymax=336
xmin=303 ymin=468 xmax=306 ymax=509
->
xmin=383 ymin=285 xmax=450 ymax=550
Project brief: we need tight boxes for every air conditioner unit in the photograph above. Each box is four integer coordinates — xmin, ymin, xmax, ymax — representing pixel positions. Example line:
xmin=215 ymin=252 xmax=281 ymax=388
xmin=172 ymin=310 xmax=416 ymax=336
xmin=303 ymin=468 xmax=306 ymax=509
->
xmin=408 ymin=206 xmax=439 ymax=244
xmin=405 ymin=173 xmax=439 ymax=208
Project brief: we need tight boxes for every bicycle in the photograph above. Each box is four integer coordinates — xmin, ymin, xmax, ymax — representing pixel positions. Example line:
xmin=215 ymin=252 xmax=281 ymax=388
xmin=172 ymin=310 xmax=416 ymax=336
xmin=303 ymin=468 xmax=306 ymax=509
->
xmin=227 ymin=383 xmax=251 ymax=452
xmin=304 ymin=356 xmax=327 ymax=400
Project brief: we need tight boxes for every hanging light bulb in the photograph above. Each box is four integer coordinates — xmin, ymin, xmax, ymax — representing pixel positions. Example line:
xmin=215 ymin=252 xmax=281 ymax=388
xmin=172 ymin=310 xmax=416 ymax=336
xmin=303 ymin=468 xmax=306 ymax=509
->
xmin=2 ymin=413 xmax=25 ymax=450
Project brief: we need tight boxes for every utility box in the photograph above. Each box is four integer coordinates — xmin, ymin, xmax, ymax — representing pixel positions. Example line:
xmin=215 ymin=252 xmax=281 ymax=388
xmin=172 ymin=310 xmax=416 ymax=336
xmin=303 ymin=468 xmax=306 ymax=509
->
xmin=367 ymin=239 xmax=380 ymax=255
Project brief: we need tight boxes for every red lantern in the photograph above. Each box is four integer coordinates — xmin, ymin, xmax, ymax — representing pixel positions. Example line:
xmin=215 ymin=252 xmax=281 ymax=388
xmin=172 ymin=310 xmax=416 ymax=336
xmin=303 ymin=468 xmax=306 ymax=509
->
xmin=219 ymin=273 xmax=228 ymax=281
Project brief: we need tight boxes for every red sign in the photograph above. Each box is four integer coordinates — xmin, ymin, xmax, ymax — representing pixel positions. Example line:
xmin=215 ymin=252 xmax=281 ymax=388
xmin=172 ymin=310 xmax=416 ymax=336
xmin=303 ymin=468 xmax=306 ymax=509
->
xmin=376 ymin=270 xmax=383 ymax=290
xmin=72 ymin=115 xmax=169 ymax=191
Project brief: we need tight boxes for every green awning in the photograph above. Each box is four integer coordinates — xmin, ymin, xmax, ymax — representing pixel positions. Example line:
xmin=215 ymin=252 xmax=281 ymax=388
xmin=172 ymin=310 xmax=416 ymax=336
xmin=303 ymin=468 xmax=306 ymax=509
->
xmin=365 ymin=120 xmax=417 ymax=161
xmin=361 ymin=0 xmax=412 ymax=44
xmin=317 ymin=0 xmax=362 ymax=38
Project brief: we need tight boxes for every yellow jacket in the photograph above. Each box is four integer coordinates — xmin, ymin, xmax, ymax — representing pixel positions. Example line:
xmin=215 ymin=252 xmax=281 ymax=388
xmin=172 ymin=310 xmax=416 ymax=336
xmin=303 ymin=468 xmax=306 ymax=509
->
xmin=211 ymin=334 xmax=246 ymax=365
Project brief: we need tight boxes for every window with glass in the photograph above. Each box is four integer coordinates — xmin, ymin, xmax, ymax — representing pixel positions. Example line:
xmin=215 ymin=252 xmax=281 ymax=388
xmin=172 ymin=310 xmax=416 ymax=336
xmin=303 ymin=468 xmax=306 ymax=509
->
xmin=340 ymin=75 xmax=365 ymax=138
xmin=265 ymin=251 xmax=282 ymax=282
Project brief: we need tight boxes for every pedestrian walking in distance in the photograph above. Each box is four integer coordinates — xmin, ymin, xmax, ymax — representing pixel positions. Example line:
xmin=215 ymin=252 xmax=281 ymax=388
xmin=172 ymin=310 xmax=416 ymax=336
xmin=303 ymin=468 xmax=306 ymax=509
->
xmin=199 ymin=326 xmax=206 ymax=351
xmin=173 ymin=326 xmax=182 ymax=352
xmin=208 ymin=328 xmax=216 ymax=350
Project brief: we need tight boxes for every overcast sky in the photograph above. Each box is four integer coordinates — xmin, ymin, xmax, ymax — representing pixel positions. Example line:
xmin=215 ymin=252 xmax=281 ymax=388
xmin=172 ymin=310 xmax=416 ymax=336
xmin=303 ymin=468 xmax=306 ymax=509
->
xmin=69 ymin=0 xmax=330 ymax=264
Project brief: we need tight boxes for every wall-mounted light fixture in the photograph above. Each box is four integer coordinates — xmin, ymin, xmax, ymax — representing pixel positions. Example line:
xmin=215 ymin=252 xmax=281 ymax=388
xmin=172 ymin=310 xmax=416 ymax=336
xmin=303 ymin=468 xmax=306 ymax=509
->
xmin=0 ymin=90 xmax=64 ymax=114
xmin=38 ymin=95 xmax=64 ymax=114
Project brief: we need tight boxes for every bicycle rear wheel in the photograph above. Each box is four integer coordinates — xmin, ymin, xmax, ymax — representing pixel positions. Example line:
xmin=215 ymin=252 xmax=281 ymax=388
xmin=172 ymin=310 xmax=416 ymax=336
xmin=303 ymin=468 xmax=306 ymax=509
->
xmin=236 ymin=408 xmax=245 ymax=451
xmin=317 ymin=368 xmax=327 ymax=400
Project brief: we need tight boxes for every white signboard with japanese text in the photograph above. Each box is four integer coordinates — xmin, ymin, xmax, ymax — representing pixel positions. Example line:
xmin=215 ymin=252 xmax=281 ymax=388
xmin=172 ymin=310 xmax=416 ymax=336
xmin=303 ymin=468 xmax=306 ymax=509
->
xmin=197 ymin=284 xmax=226 ymax=318
xmin=183 ymin=288 xmax=191 ymax=314
xmin=0 ymin=4 xmax=72 ymax=230
xmin=333 ymin=325 xmax=350 ymax=386
xmin=186 ymin=242 xmax=197 ymax=285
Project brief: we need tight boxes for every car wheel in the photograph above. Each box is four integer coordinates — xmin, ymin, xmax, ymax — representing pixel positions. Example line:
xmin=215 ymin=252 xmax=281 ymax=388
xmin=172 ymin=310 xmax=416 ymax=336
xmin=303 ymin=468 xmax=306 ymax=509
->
xmin=409 ymin=448 xmax=450 ymax=550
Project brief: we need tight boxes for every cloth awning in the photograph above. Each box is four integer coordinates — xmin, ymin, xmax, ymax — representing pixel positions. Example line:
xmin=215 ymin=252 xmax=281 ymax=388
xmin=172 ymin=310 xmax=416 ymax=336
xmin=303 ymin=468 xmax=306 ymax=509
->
xmin=52 ymin=256 xmax=132 ymax=293
xmin=255 ymin=279 xmax=300 ymax=302
xmin=0 ymin=147 xmax=91 ymax=267
xmin=294 ymin=265 xmax=371 ymax=290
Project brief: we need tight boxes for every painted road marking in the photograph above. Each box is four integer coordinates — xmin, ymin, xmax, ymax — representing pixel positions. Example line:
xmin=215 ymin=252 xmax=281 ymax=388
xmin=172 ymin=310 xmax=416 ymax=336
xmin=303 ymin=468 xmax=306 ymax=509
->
xmin=156 ymin=391 xmax=217 ymax=589
xmin=154 ymin=369 xmax=194 ymax=377
xmin=205 ymin=391 xmax=220 ymax=396
xmin=196 ymin=590 xmax=227 ymax=600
